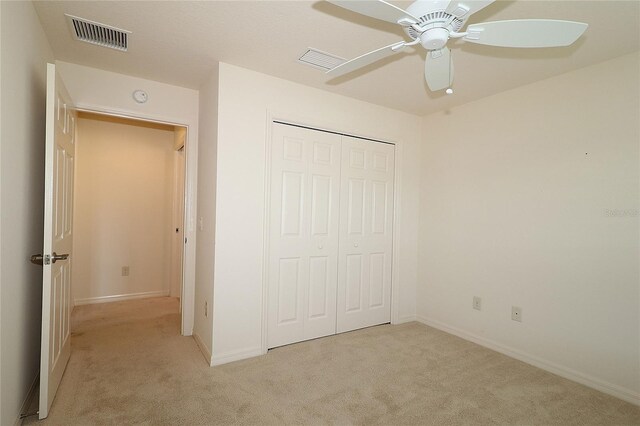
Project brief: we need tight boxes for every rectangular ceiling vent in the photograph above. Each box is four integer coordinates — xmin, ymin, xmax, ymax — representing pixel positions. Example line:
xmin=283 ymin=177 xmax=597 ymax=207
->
xmin=65 ymin=14 xmax=130 ymax=52
xmin=298 ymin=48 xmax=345 ymax=71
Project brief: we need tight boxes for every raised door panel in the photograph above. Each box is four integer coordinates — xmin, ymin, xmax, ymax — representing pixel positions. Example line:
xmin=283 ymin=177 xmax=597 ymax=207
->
xmin=277 ymin=258 xmax=304 ymax=324
xmin=347 ymin=179 xmax=366 ymax=236
xmin=53 ymin=147 xmax=65 ymax=241
xmin=310 ymin=175 xmax=331 ymax=237
xmin=368 ymin=253 xmax=385 ymax=308
xmin=308 ymin=255 xmax=334 ymax=325
xmin=64 ymin=155 xmax=74 ymax=236
xmin=62 ymin=261 xmax=70 ymax=346
xmin=312 ymin=142 xmax=333 ymax=166
xmin=281 ymin=172 xmax=304 ymax=237
xmin=371 ymin=181 xmax=388 ymax=235
xmin=51 ymin=267 xmax=62 ymax=365
xmin=345 ymin=254 xmax=363 ymax=312
xmin=349 ymin=148 xmax=366 ymax=169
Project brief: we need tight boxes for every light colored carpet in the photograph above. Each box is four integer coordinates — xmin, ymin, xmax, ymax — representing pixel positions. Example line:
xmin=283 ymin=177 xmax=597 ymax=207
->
xmin=26 ymin=297 xmax=640 ymax=425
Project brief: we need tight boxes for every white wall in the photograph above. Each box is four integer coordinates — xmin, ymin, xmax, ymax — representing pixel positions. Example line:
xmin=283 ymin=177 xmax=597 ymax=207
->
xmin=194 ymin=64 xmax=219 ymax=363
xmin=417 ymin=52 xmax=640 ymax=404
xmin=56 ymin=62 xmax=199 ymax=334
xmin=211 ymin=63 xmax=421 ymax=365
xmin=73 ymin=116 xmax=176 ymax=304
xmin=0 ymin=2 xmax=54 ymax=424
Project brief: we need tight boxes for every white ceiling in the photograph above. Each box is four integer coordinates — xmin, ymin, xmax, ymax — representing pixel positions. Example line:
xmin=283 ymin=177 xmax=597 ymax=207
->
xmin=33 ymin=1 xmax=640 ymax=116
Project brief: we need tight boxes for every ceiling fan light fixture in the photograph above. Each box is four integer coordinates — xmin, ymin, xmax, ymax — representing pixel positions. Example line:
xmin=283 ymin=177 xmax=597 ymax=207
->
xmin=420 ymin=28 xmax=450 ymax=50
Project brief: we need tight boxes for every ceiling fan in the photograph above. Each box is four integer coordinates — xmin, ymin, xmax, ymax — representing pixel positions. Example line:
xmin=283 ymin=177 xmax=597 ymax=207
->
xmin=326 ymin=0 xmax=588 ymax=92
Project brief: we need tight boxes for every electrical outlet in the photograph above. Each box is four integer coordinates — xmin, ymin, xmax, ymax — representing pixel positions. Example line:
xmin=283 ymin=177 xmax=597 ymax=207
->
xmin=473 ymin=296 xmax=482 ymax=311
xmin=512 ymin=306 xmax=522 ymax=322
xmin=121 ymin=266 xmax=129 ymax=276
xmin=204 ymin=301 xmax=208 ymax=318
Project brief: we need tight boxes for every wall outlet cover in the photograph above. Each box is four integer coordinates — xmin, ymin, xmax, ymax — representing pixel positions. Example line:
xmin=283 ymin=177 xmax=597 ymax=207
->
xmin=473 ymin=296 xmax=481 ymax=311
xmin=512 ymin=306 xmax=522 ymax=322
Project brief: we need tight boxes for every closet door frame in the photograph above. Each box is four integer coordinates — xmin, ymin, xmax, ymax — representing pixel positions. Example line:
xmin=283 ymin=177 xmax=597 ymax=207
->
xmin=261 ymin=113 xmax=404 ymax=355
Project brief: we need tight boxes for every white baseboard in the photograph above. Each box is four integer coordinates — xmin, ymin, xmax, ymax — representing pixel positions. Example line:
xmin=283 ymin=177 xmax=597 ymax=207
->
xmin=192 ymin=332 xmax=213 ymax=366
xmin=74 ymin=290 xmax=170 ymax=306
xmin=395 ymin=315 xmax=417 ymax=324
xmin=15 ymin=372 xmax=39 ymax=425
xmin=211 ymin=346 xmax=264 ymax=367
xmin=416 ymin=315 xmax=640 ymax=406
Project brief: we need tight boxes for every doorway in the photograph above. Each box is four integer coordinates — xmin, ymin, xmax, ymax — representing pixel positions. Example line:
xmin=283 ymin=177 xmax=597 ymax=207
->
xmin=71 ymin=112 xmax=187 ymax=324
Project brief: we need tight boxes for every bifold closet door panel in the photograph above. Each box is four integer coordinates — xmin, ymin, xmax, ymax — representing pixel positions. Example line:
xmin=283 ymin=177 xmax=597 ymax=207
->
xmin=337 ymin=136 xmax=395 ymax=333
xmin=267 ymin=123 xmax=341 ymax=349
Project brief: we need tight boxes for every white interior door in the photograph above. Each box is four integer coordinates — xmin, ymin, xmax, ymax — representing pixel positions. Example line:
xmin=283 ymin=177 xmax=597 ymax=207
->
xmin=39 ymin=63 xmax=75 ymax=419
xmin=337 ymin=136 xmax=394 ymax=333
xmin=267 ymin=123 xmax=341 ymax=348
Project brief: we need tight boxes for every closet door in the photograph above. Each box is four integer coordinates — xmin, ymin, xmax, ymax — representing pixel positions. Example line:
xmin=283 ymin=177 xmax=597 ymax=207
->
xmin=267 ymin=123 xmax=341 ymax=348
xmin=337 ymin=136 xmax=395 ymax=333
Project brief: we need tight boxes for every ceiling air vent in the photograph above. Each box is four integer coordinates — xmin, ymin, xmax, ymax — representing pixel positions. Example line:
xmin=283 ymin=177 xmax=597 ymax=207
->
xmin=298 ymin=48 xmax=345 ymax=71
xmin=65 ymin=14 xmax=130 ymax=52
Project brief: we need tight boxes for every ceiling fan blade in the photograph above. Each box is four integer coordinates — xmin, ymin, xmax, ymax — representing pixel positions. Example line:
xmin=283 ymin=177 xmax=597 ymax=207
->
xmin=327 ymin=41 xmax=406 ymax=78
xmin=445 ymin=0 xmax=496 ymax=19
xmin=424 ymin=47 xmax=454 ymax=91
xmin=327 ymin=0 xmax=419 ymax=25
xmin=464 ymin=19 xmax=588 ymax=48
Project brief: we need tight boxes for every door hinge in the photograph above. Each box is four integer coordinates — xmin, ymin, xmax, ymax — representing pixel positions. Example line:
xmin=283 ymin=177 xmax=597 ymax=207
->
xmin=19 ymin=411 xmax=38 ymax=420
xmin=185 ymin=237 xmax=188 ymax=244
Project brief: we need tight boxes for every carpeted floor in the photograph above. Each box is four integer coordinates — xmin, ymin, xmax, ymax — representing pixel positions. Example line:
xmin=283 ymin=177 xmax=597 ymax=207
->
xmin=26 ymin=297 xmax=640 ymax=425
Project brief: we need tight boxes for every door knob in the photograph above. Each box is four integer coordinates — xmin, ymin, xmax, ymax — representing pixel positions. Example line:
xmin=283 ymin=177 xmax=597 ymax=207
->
xmin=318 ymin=244 xmax=323 ymax=249
xmin=354 ymin=243 xmax=359 ymax=247
xmin=51 ymin=252 xmax=69 ymax=263
xmin=30 ymin=252 xmax=67 ymax=265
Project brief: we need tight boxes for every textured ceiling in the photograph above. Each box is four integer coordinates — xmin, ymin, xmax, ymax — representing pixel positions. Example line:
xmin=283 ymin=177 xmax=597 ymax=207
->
xmin=33 ymin=1 xmax=640 ymax=116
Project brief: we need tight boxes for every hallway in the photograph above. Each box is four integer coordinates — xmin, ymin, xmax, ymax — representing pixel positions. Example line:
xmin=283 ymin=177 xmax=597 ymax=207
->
xmin=26 ymin=297 xmax=206 ymax=424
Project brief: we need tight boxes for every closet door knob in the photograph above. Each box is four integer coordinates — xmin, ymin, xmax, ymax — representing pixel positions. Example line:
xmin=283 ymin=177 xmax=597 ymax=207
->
xmin=318 ymin=244 xmax=323 ymax=249
xmin=354 ymin=243 xmax=359 ymax=247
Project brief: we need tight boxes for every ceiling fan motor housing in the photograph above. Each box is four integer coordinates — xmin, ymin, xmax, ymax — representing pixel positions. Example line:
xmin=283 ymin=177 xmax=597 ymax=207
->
xmin=404 ymin=1 xmax=466 ymax=50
